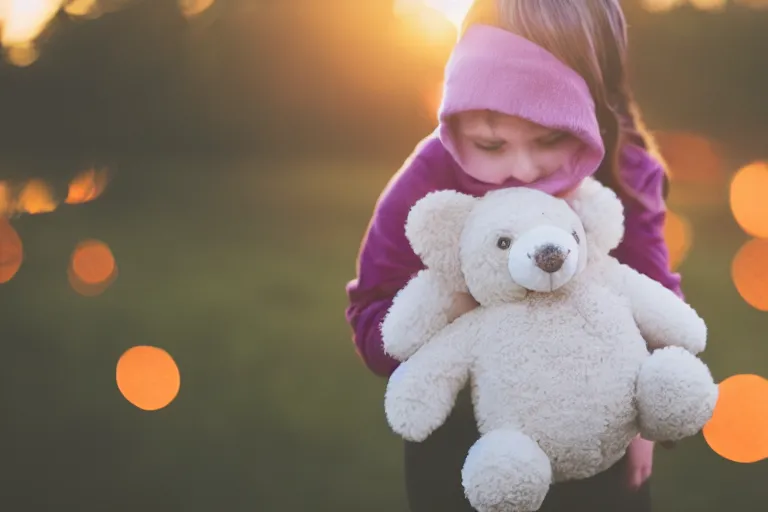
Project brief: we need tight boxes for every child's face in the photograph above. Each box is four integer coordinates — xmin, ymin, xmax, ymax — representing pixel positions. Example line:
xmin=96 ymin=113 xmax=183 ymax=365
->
xmin=453 ymin=111 xmax=582 ymax=185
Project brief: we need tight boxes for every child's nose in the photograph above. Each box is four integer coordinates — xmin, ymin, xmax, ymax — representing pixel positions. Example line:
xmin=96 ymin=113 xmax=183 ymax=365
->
xmin=506 ymin=151 xmax=541 ymax=183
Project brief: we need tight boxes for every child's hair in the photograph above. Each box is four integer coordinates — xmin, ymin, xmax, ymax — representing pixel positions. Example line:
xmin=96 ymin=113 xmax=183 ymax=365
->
xmin=461 ymin=0 xmax=666 ymax=202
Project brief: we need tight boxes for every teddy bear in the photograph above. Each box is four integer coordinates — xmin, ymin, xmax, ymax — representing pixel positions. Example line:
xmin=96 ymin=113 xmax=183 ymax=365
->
xmin=380 ymin=178 xmax=719 ymax=512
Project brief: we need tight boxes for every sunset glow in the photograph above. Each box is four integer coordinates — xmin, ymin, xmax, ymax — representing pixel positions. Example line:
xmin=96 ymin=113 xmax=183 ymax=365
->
xmin=421 ymin=0 xmax=473 ymax=29
xmin=393 ymin=0 xmax=472 ymax=39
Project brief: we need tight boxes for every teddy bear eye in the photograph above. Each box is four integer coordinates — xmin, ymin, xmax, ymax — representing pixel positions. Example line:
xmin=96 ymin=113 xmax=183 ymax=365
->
xmin=496 ymin=236 xmax=512 ymax=250
xmin=572 ymin=230 xmax=580 ymax=244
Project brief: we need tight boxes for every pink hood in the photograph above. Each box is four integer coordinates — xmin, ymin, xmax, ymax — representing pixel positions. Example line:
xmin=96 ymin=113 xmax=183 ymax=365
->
xmin=437 ymin=24 xmax=605 ymax=196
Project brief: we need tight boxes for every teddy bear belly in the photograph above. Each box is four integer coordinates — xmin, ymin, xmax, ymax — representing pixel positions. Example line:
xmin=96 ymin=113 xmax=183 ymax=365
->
xmin=469 ymin=307 xmax=648 ymax=481
xmin=471 ymin=365 xmax=641 ymax=481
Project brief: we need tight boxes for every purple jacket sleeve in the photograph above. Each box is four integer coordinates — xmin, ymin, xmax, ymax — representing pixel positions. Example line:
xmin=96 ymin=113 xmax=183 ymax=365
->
xmin=345 ymin=158 xmax=430 ymax=377
xmin=611 ymin=145 xmax=683 ymax=298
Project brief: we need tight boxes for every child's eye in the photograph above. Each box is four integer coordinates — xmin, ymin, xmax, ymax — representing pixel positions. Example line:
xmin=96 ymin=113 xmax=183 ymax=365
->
xmin=474 ymin=140 xmax=506 ymax=152
xmin=537 ymin=131 xmax=568 ymax=147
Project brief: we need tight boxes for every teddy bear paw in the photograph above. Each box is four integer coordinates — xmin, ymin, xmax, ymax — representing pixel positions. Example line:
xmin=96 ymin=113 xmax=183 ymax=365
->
xmin=384 ymin=364 xmax=452 ymax=442
xmin=637 ymin=346 xmax=719 ymax=442
xmin=462 ymin=429 xmax=552 ymax=512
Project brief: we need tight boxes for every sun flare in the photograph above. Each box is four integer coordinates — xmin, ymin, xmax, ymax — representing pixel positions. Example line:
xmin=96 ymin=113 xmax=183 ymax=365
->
xmin=393 ymin=0 xmax=473 ymax=32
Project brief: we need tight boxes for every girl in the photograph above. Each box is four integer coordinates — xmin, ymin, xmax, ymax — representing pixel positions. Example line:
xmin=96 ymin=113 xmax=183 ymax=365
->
xmin=346 ymin=1 xmax=680 ymax=510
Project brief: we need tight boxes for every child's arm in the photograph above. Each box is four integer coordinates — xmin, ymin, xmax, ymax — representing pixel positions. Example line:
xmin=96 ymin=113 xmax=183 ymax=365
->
xmin=346 ymin=154 xmax=464 ymax=377
xmin=345 ymin=296 xmax=402 ymax=377
xmin=612 ymin=145 xmax=683 ymax=299
xmin=345 ymin=215 xmax=421 ymax=377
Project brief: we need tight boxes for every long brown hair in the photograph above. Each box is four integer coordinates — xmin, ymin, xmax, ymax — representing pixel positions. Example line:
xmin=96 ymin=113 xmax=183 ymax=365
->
xmin=461 ymin=0 xmax=664 ymax=202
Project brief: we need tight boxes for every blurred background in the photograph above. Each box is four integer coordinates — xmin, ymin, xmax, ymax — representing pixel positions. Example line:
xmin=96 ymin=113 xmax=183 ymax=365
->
xmin=0 ymin=0 xmax=767 ymax=510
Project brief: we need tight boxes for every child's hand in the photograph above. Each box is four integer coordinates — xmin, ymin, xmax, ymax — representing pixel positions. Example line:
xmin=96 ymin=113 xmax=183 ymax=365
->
xmin=448 ymin=292 xmax=479 ymax=321
xmin=624 ymin=436 xmax=654 ymax=491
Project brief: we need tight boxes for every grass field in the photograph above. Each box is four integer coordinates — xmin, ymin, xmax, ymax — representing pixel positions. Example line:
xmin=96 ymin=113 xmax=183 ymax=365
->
xmin=1 ymin=155 xmax=767 ymax=511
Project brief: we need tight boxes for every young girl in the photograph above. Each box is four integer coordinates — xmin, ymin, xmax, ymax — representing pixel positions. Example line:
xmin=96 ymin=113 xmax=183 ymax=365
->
xmin=346 ymin=1 xmax=681 ymax=510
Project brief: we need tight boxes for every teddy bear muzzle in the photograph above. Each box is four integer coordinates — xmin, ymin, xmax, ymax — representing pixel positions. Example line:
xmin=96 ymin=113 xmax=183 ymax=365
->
xmin=506 ymin=225 xmax=580 ymax=293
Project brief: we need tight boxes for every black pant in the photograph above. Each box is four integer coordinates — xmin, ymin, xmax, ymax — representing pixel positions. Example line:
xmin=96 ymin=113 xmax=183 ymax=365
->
xmin=404 ymin=387 xmax=651 ymax=512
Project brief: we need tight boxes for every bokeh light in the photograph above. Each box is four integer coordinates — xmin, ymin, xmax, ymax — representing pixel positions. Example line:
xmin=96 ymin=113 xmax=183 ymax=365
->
xmin=0 ymin=172 xmax=108 ymax=217
xmin=16 ymin=179 xmax=57 ymax=215
xmin=5 ymin=42 xmax=40 ymax=67
xmin=0 ymin=0 xmax=61 ymax=48
xmin=69 ymin=239 xmax=117 ymax=296
xmin=178 ymin=0 xmax=215 ymax=18
xmin=641 ymin=0 xmax=684 ymax=11
xmin=703 ymin=374 xmax=768 ymax=463
xmin=65 ymin=168 xmax=109 ymax=204
xmin=0 ymin=0 xmax=219 ymax=66
xmin=653 ymin=131 xmax=725 ymax=207
xmin=663 ymin=210 xmax=692 ymax=270
xmin=641 ymin=0 xmax=726 ymax=11
xmin=730 ymin=161 xmax=768 ymax=239
xmin=0 ymin=218 xmax=23 ymax=284
xmin=63 ymin=0 xmax=100 ymax=19
xmin=0 ymin=181 xmax=11 ymax=217
xmin=689 ymin=0 xmax=728 ymax=10
xmin=654 ymin=132 xmax=723 ymax=185
xmin=116 ymin=346 xmax=181 ymax=411
xmin=731 ymin=238 xmax=768 ymax=311
xmin=71 ymin=239 xmax=113 ymax=283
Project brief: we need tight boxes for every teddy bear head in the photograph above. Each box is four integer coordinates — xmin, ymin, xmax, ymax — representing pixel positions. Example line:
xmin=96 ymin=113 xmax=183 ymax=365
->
xmin=405 ymin=178 xmax=625 ymax=305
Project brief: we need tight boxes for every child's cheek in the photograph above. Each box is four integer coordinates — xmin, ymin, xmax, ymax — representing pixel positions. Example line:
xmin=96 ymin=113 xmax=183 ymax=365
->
xmin=465 ymin=149 xmax=519 ymax=184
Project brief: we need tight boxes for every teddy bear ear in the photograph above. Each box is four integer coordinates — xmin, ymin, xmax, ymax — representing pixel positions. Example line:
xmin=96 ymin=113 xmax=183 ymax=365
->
xmin=565 ymin=177 xmax=625 ymax=255
xmin=405 ymin=190 xmax=477 ymax=284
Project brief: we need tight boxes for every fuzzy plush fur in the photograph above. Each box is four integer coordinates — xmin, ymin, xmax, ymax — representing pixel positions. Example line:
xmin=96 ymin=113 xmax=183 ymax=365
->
xmin=381 ymin=178 xmax=718 ymax=512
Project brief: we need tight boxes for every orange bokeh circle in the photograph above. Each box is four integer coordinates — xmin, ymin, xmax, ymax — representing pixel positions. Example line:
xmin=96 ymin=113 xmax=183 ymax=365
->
xmin=663 ymin=210 xmax=692 ymax=270
xmin=654 ymin=131 xmax=723 ymax=185
xmin=116 ymin=346 xmax=180 ymax=411
xmin=703 ymin=374 xmax=768 ymax=464
xmin=730 ymin=161 xmax=768 ymax=238
xmin=731 ymin=238 xmax=768 ymax=311
xmin=70 ymin=240 xmax=115 ymax=285
xmin=0 ymin=218 xmax=23 ymax=283
xmin=68 ymin=265 xmax=118 ymax=296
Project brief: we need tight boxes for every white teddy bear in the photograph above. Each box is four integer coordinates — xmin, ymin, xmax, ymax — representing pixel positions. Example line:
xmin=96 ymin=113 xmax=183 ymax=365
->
xmin=381 ymin=178 xmax=719 ymax=512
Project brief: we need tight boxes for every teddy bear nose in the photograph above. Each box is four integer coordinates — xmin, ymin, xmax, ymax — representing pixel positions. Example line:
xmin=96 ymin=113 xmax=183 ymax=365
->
xmin=533 ymin=244 xmax=568 ymax=273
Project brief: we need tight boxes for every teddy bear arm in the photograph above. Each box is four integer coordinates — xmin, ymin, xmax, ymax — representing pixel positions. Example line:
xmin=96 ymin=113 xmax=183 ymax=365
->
xmin=381 ymin=269 xmax=466 ymax=361
xmin=384 ymin=326 xmax=473 ymax=442
xmin=620 ymin=265 xmax=707 ymax=354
